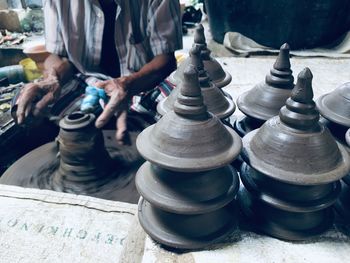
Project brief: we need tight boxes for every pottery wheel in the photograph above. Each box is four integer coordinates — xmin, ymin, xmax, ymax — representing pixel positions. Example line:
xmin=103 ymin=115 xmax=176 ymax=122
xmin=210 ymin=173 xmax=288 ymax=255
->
xmin=0 ymin=128 xmax=146 ymax=204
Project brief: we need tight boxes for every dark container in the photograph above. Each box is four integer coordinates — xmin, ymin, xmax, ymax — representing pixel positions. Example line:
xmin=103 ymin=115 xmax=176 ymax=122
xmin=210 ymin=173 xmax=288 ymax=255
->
xmin=204 ymin=0 xmax=350 ymax=49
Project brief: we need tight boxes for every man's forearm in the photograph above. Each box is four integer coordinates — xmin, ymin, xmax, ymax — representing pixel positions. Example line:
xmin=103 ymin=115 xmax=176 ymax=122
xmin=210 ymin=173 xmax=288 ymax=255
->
xmin=122 ymin=53 xmax=177 ymax=96
xmin=43 ymin=54 xmax=77 ymax=86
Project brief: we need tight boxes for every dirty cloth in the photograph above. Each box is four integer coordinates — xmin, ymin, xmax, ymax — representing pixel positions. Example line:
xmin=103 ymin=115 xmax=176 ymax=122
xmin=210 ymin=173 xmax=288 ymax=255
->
xmin=1 ymin=185 xmax=350 ymax=263
xmin=223 ymin=31 xmax=350 ymax=58
xmin=0 ymin=184 xmax=137 ymax=263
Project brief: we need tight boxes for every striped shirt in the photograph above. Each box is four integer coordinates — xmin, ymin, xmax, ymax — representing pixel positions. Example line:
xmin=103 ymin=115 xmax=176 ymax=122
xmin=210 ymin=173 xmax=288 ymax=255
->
xmin=43 ymin=0 xmax=183 ymax=80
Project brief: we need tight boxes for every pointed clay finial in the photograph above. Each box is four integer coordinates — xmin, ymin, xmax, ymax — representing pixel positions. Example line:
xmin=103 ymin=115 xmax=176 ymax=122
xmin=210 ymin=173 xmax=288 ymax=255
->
xmin=173 ymin=65 xmax=208 ymax=119
xmin=290 ymin=67 xmax=314 ymax=103
xmin=266 ymin=43 xmax=294 ymax=89
xmin=279 ymin=68 xmax=319 ymax=130
xmin=190 ymin=44 xmax=211 ymax=88
xmin=273 ymin=43 xmax=291 ymax=70
xmin=179 ymin=65 xmax=201 ymax=97
xmin=190 ymin=44 xmax=204 ymax=72
xmin=194 ymin=24 xmax=206 ymax=45
xmin=193 ymin=24 xmax=212 ymax=61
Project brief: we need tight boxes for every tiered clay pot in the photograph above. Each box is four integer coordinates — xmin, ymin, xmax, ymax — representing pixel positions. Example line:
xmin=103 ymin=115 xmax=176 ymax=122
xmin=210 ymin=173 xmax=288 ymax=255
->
xmin=51 ymin=113 xmax=115 ymax=192
xmin=0 ymin=112 xmax=144 ymax=203
xmin=235 ymin=43 xmax=294 ymax=137
xmin=238 ymin=68 xmax=350 ymax=240
xmin=158 ymin=44 xmax=235 ymax=120
xmin=136 ymin=65 xmax=242 ymax=249
xmin=316 ymin=82 xmax=350 ymax=143
xmin=168 ymin=24 xmax=232 ymax=88
xmin=317 ymin=84 xmax=350 ymax=223
xmin=336 ymin=129 xmax=350 ymax=225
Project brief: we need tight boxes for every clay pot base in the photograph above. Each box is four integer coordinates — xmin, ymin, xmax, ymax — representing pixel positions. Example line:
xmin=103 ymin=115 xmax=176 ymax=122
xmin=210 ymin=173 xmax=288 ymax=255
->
xmin=233 ymin=115 xmax=265 ymax=137
xmin=238 ymin=187 xmax=334 ymax=241
xmin=240 ymin=163 xmax=341 ymax=210
xmin=335 ymin=181 xmax=350 ymax=222
xmin=237 ymin=162 xmax=339 ymax=241
xmin=138 ymin=198 xmax=238 ymax=250
xmin=0 ymin=130 xmax=143 ymax=204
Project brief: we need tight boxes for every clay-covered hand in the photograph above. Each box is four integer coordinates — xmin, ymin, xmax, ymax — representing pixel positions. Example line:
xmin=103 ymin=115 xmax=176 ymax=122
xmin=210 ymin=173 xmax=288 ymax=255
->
xmin=95 ymin=77 xmax=131 ymax=145
xmin=16 ymin=74 xmax=61 ymax=124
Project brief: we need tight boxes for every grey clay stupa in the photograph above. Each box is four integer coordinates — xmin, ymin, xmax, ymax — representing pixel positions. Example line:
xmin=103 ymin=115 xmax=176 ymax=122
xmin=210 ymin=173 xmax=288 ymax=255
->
xmin=168 ymin=24 xmax=232 ymax=89
xmin=235 ymin=43 xmax=295 ymax=136
xmin=158 ymin=44 xmax=235 ymax=120
xmin=238 ymin=68 xmax=350 ymax=240
xmin=136 ymin=65 xmax=242 ymax=249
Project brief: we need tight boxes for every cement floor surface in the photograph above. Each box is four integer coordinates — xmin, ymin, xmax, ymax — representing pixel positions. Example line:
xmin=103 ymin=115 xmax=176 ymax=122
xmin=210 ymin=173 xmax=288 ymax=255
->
xmin=221 ymin=56 xmax=350 ymax=110
xmin=182 ymin=21 xmax=350 ymax=117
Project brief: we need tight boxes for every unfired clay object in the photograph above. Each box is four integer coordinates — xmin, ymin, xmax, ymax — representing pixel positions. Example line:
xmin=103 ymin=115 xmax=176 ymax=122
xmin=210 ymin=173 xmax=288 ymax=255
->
xmin=136 ymin=65 xmax=242 ymax=249
xmin=168 ymin=24 xmax=232 ymax=89
xmin=0 ymin=112 xmax=148 ymax=203
xmin=238 ymin=68 xmax=350 ymax=241
xmin=158 ymin=44 xmax=235 ymax=120
xmin=317 ymin=82 xmax=350 ymax=128
xmin=235 ymin=43 xmax=294 ymax=136
xmin=316 ymin=83 xmax=350 ymax=224
xmin=334 ymin=129 xmax=350 ymax=224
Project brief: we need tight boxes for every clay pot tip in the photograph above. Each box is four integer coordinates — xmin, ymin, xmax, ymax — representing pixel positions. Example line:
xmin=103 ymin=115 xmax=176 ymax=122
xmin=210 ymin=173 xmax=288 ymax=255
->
xmin=180 ymin=64 xmax=201 ymax=97
xmin=280 ymin=43 xmax=290 ymax=50
xmin=196 ymin=23 xmax=204 ymax=31
xmin=291 ymin=68 xmax=314 ymax=103
xmin=189 ymin=44 xmax=202 ymax=65
xmin=299 ymin=67 xmax=313 ymax=79
xmin=273 ymin=43 xmax=291 ymax=70
xmin=183 ymin=64 xmax=198 ymax=82
xmin=189 ymin=44 xmax=205 ymax=75
xmin=194 ymin=24 xmax=206 ymax=44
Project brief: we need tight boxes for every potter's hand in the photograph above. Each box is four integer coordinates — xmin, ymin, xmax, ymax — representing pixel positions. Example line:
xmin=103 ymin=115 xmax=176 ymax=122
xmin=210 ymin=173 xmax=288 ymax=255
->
xmin=95 ymin=77 xmax=130 ymax=145
xmin=16 ymin=74 xmax=61 ymax=124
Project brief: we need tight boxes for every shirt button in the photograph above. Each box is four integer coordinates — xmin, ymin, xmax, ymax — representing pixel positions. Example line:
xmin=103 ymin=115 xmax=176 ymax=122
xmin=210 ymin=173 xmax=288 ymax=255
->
xmin=97 ymin=12 xmax=102 ymax=18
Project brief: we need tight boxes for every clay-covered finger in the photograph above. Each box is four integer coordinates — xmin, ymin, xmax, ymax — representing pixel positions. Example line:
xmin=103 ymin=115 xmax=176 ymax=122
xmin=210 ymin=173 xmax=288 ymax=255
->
xmin=116 ymin=110 xmax=130 ymax=145
xmin=24 ymin=102 xmax=33 ymax=118
xmin=16 ymin=90 xmax=34 ymax=124
xmin=95 ymin=92 xmax=121 ymax=128
xmin=16 ymin=84 xmax=42 ymax=123
xmin=33 ymin=92 xmax=54 ymax=117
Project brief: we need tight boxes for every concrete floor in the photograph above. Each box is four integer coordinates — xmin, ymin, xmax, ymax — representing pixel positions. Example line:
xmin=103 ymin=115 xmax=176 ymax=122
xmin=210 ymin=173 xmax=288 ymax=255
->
xmin=181 ymin=21 xmax=350 ymax=117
